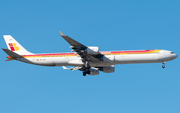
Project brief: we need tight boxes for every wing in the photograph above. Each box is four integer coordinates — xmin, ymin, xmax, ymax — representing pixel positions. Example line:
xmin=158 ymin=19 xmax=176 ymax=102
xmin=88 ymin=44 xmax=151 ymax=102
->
xmin=59 ymin=31 xmax=86 ymax=48
xmin=59 ymin=31 xmax=103 ymax=62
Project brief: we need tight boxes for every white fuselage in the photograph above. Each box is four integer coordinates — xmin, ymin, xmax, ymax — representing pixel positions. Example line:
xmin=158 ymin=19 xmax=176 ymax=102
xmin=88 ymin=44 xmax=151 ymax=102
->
xmin=13 ymin=49 xmax=178 ymax=67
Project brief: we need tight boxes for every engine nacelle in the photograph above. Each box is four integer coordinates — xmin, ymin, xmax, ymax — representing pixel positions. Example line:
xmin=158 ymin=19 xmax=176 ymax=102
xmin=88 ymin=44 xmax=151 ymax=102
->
xmin=100 ymin=65 xmax=115 ymax=73
xmin=85 ymin=46 xmax=99 ymax=55
xmin=88 ymin=68 xmax=99 ymax=75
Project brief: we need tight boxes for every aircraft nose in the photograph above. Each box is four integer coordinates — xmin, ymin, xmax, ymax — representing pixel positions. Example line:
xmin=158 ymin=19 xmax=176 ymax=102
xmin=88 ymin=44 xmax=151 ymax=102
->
xmin=175 ymin=54 xmax=178 ymax=58
xmin=173 ymin=54 xmax=178 ymax=59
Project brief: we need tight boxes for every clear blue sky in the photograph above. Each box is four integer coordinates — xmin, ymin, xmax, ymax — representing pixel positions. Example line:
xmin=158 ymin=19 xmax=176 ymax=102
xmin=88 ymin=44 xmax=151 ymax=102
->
xmin=0 ymin=0 xmax=180 ymax=113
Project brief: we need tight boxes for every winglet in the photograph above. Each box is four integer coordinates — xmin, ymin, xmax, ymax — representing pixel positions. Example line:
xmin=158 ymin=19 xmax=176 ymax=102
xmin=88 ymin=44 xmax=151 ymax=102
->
xmin=59 ymin=31 xmax=66 ymax=37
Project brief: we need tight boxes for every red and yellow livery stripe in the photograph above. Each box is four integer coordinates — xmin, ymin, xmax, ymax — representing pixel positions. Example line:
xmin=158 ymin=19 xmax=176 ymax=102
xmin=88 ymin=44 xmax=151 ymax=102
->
xmin=7 ymin=49 xmax=161 ymax=58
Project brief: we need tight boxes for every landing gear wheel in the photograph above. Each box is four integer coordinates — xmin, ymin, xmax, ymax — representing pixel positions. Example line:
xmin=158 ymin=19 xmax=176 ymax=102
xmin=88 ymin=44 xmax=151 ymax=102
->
xmin=82 ymin=61 xmax=91 ymax=76
xmin=83 ymin=72 xmax=86 ymax=76
xmin=87 ymin=70 xmax=90 ymax=74
xmin=162 ymin=65 xmax=165 ymax=68
xmin=162 ymin=62 xmax=165 ymax=68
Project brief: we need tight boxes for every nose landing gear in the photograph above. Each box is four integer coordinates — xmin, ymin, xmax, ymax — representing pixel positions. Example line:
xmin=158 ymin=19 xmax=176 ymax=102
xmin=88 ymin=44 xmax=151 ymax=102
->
xmin=162 ymin=62 xmax=165 ymax=68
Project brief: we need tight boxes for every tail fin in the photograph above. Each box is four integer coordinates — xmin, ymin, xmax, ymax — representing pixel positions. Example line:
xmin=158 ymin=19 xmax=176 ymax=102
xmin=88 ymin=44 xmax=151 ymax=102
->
xmin=3 ymin=35 xmax=33 ymax=55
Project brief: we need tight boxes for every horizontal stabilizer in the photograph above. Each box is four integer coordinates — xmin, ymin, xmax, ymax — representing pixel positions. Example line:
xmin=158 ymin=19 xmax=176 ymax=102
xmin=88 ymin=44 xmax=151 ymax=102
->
xmin=5 ymin=58 xmax=15 ymax=61
xmin=2 ymin=48 xmax=23 ymax=58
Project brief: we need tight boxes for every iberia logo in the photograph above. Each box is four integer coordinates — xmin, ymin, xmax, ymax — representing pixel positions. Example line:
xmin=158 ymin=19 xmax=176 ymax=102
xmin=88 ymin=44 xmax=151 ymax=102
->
xmin=8 ymin=43 xmax=19 ymax=51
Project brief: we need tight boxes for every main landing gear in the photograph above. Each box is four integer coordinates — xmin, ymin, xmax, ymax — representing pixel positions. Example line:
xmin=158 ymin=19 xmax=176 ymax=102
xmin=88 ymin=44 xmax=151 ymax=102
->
xmin=83 ymin=61 xmax=90 ymax=76
xmin=162 ymin=62 xmax=165 ymax=68
xmin=83 ymin=70 xmax=90 ymax=76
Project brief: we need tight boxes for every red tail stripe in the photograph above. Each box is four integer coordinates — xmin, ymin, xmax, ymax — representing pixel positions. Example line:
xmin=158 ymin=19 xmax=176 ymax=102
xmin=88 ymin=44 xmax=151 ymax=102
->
xmin=8 ymin=43 xmax=15 ymax=51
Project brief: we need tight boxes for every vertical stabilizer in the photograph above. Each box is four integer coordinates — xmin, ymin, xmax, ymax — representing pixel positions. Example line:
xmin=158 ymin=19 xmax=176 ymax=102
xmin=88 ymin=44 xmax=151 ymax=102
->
xmin=3 ymin=35 xmax=33 ymax=55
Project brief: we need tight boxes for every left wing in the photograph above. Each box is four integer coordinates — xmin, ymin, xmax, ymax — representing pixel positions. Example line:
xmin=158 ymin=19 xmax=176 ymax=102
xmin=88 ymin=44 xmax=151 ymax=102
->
xmin=59 ymin=31 xmax=103 ymax=62
xmin=59 ymin=31 xmax=86 ymax=48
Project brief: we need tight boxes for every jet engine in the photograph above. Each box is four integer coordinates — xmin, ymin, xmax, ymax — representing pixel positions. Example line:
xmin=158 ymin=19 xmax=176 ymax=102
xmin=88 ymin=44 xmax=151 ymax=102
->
xmin=88 ymin=68 xmax=99 ymax=75
xmin=100 ymin=65 xmax=115 ymax=73
xmin=85 ymin=46 xmax=99 ymax=55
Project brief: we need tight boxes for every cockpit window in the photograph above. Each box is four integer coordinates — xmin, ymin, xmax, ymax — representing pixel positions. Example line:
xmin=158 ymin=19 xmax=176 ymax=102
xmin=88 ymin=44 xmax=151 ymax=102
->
xmin=171 ymin=52 xmax=174 ymax=54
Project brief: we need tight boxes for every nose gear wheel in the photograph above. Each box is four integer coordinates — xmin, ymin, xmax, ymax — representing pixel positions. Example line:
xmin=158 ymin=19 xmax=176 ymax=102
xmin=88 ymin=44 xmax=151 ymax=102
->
xmin=162 ymin=62 xmax=165 ymax=68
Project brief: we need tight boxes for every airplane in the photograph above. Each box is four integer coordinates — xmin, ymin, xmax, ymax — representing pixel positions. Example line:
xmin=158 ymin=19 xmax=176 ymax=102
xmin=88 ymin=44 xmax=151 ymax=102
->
xmin=2 ymin=31 xmax=178 ymax=76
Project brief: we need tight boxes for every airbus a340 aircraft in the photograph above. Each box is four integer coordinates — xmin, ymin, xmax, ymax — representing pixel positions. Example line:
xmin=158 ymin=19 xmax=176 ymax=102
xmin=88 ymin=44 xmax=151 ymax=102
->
xmin=3 ymin=31 xmax=178 ymax=76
